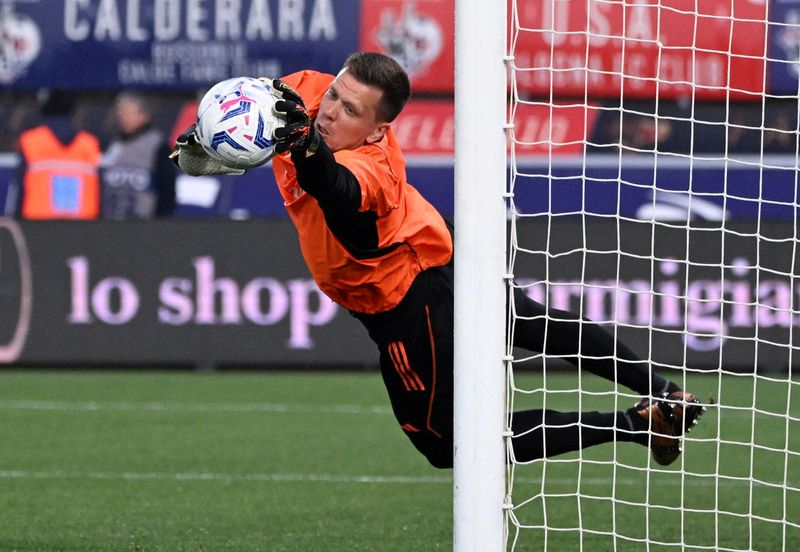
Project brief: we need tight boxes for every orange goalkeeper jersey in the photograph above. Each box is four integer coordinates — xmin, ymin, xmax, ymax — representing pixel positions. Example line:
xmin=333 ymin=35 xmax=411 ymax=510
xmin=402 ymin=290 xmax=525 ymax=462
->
xmin=272 ymin=70 xmax=453 ymax=314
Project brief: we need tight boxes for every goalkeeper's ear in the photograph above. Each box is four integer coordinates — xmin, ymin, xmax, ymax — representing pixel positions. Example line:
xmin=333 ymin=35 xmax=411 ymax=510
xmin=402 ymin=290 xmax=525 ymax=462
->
xmin=169 ymin=124 xmax=245 ymax=177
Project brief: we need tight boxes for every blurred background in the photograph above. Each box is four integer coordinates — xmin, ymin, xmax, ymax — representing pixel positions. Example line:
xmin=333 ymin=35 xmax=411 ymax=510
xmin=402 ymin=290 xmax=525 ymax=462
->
xmin=2 ymin=0 xmax=797 ymax=219
xmin=0 ymin=0 xmax=798 ymax=370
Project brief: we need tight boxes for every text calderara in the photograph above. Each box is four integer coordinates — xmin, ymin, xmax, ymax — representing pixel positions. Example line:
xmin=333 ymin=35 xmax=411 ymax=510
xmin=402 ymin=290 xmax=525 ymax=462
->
xmin=64 ymin=0 xmax=338 ymax=42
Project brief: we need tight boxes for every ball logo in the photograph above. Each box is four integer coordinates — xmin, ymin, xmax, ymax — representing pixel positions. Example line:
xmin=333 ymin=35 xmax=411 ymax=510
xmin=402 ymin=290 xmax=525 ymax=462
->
xmin=211 ymin=83 xmax=273 ymax=151
xmin=197 ymin=77 xmax=285 ymax=168
xmin=219 ymin=84 xmax=257 ymax=122
xmin=0 ymin=9 xmax=41 ymax=84
xmin=210 ymin=129 xmax=248 ymax=152
xmin=252 ymin=114 xmax=273 ymax=149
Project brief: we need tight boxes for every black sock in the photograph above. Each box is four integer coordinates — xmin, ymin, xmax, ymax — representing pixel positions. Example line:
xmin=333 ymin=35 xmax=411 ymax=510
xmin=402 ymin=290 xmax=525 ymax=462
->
xmin=511 ymin=409 xmax=640 ymax=462
xmin=511 ymin=289 xmax=682 ymax=397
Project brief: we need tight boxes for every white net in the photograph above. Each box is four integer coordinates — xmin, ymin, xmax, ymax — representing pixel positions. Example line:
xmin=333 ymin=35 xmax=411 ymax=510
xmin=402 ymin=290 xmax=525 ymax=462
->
xmin=504 ymin=1 xmax=800 ymax=550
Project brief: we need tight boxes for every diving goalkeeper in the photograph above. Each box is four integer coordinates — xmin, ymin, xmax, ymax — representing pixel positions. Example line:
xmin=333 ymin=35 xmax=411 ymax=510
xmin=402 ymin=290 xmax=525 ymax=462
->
xmin=172 ymin=51 xmax=705 ymax=468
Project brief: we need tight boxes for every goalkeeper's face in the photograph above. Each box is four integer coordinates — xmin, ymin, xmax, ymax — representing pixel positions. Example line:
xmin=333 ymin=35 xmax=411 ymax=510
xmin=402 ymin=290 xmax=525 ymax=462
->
xmin=315 ymin=69 xmax=391 ymax=153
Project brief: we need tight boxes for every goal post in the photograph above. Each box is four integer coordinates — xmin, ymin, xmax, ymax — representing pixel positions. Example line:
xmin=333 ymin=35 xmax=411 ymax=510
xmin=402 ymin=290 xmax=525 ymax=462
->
xmin=454 ymin=0 xmax=800 ymax=550
xmin=452 ymin=0 xmax=508 ymax=550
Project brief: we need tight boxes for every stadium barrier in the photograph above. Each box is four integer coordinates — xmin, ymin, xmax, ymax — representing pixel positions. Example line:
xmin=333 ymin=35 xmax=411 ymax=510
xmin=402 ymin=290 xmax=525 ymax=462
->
xmin=0 ymin=217 xmax=793 ymax=371
xmin=0 ymin=218 xmax=375 ymax=367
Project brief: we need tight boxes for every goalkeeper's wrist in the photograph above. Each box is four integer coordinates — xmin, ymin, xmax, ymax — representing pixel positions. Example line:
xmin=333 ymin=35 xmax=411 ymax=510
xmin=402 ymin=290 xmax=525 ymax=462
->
xmin=283 ymin=125 xmax=320 ymax=157
xmin=291 ymin=130 xmax=330 ymax=167
xmin=300 ymin=128 xmax=321 ymax=157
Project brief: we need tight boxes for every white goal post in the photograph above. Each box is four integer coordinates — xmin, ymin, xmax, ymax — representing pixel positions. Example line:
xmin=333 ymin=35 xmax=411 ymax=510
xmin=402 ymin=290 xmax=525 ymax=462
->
xmin=453 ymin=0 xmax=508 ymax=550
xmin=454 ymin=1 xmax=800 ymax=551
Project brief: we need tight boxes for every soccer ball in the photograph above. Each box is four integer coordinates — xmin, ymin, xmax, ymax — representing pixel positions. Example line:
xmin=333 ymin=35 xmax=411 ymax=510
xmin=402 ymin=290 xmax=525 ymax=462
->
xmin=195 ymin=77 xmax=287 ymax=170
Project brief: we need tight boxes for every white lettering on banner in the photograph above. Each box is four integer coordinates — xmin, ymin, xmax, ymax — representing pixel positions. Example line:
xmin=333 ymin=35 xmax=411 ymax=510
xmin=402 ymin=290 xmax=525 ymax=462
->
xmin=626 ymin=3 xmax=654 ymax=42
xmin=95 ymin=0 xmax=123 ymax=40
xmin=515 ymin=50 xmax=727 ymax=93
xmin=394 ymin=113 xmax=454 ymax=152
xmin=118 ymin=41 xmax=284 ymax=85
xmin=538 ymin=1 xmax=657 ymax=48
xmin=67 ymin=257 xmax=140 ymax=325
xmin=67 ymin=256 xmax=92 ymax=323
xmin=187 ymin=0 xmax=209 ymax=41
xmin=286 ymin=279 xmax=337 ymax=349
xmin=64 ymin=0 xmax=90 ymax=40
xmin=515 ymin=115 xmax=571 ymax=146
xmin=118 ymin=59 xmax=178 ymax=84
xmin=279 ymin=0 xmax=303 ymax=39
xmin=308 ymin=0 xmax=335 ymax=40
xmin=63 ymin=0 xmax=337 ymax=42
xmin=65 ymin=256 xmax=335 ymax=349
xmin=517 ymin=0 xmax=767 ymax=98
xmin=216 ymin=0 xmax=240 ymax=38
xmin=518 ymin=257 xmax=799 ymax=354
xmin=245 ymin=0 xmax=273 ymax=39
xmin=193 ymin=256 xmax=240 ymax=323
xmin=393 ymin=102 xmax=586 ymax=155
xmin=158 ymin=257 xmax=336 ymax=348
xmin=92 ymin=278 xmax=140 ymax=324
xmin=126 ymin=0 xmax=147 ymax=41
xmin=240 ymin=278 xmax=289 ymax=325
xmin=155 ymin=0 xmax=181 ymax=40
xmin=158 ymin=278 xmax=194 ymax=324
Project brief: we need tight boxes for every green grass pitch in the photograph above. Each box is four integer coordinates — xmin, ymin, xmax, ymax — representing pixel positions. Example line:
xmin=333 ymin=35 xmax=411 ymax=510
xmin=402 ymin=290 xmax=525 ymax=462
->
xmin=0 ymin=369 xmax=797 ymax=551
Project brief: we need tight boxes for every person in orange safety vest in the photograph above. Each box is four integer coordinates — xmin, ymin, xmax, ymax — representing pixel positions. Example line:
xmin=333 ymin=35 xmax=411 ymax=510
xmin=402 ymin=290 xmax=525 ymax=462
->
xmin=16 ymin=90 xmax=101 ymax=220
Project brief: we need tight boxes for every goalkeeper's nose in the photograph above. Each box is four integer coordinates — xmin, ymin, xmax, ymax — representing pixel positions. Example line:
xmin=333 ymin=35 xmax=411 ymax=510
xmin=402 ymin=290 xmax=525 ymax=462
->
xmin=318 ymin=101 xmax=338 ymax=123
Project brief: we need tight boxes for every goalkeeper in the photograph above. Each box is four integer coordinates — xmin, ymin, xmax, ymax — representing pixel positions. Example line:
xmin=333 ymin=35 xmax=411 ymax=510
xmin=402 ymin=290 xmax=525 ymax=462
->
xmin=173 ymin=51 xmax=704 ymax=468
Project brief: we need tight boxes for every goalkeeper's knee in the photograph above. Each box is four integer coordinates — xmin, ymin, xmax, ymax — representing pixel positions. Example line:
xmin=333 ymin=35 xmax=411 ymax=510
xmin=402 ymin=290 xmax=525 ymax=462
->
xmin=406 ymin=432 xmax=453 ymax=469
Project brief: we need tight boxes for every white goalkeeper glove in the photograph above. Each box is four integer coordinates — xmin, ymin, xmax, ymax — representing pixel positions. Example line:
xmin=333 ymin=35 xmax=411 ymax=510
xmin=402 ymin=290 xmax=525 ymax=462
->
xmin=169 ymin=124 xmax=245 ymax=176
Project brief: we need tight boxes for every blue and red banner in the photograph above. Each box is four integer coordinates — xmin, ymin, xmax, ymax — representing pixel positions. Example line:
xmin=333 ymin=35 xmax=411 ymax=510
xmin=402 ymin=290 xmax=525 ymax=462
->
xmin=510 ymin=0 xmax=769 ymax=100
xmin=0 ymin=0 xmax=360 ymax=90
xmin=393 ymin=99 xmax=599 ymax=156
xmin=0 ymin=0 xmax=795 ymax=98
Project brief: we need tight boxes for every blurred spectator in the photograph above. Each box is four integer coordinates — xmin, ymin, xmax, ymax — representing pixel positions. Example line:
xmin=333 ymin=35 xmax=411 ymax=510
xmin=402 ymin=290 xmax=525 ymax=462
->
xmin=14 ymin=89 xmax=102 ymax=219
xmin=763 ymin=112 xmax=798 ymax=154
xmin=622 ymin=116 xmax=675 ymax=152
xmin=101 ymin=91 xmax=176 ymax=219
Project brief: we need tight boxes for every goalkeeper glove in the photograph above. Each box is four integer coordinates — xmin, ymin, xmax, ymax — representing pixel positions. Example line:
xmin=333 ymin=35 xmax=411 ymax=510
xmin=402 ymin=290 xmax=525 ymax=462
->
xmin=169 ymin=124 xmax=245 ymax=176
xmin=269 ymin=79 xmax=321 ymax=156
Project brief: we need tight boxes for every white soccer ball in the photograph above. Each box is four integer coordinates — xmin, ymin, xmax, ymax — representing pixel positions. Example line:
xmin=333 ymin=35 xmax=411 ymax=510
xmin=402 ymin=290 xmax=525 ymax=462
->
xmin=195 ymin=76 xmax=287 ymax=170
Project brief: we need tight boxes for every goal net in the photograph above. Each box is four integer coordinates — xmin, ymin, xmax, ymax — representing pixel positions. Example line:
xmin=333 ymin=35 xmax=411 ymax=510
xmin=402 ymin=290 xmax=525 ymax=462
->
xmin=496 ymin=1 xmax=800 ymax=550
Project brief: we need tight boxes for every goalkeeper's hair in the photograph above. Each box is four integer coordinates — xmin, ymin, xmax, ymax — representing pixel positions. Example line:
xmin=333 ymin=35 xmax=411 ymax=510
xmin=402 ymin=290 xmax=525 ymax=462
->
xmin=344 ymin=52 xmax=410 ymax=123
